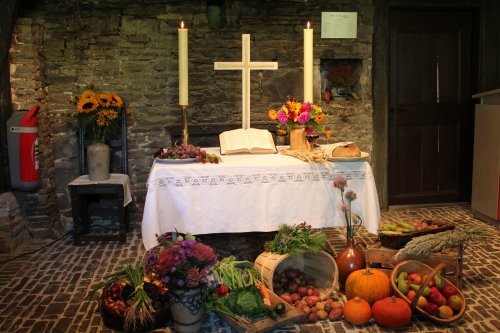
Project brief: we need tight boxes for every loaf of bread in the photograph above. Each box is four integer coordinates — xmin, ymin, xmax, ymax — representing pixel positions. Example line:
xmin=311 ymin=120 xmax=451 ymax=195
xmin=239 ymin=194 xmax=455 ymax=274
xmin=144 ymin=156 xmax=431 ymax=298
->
xmin=331 ymin=144 xmax=361 ymax=157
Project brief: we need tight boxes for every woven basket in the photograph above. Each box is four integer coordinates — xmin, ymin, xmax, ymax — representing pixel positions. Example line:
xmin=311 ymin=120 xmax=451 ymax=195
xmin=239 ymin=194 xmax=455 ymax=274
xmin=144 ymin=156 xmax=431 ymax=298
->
xmin=254 ymin=251 xmax=338 ymax=300
xmin=99 ymin=284 xmax=170 ymax=332
xmin=391 ymin=260 xmax=466 ymax=324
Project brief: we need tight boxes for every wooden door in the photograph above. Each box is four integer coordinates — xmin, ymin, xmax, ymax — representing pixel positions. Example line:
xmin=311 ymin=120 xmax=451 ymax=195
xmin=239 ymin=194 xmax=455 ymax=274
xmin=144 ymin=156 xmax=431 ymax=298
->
xmin=389 ymin=9 xmax=475 ymax=205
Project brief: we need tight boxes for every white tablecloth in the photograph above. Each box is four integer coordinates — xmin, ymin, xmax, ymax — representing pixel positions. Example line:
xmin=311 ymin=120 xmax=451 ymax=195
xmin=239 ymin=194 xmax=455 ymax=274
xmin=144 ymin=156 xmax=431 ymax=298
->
xmin=141 ymin=148 xmax=380 ymax=250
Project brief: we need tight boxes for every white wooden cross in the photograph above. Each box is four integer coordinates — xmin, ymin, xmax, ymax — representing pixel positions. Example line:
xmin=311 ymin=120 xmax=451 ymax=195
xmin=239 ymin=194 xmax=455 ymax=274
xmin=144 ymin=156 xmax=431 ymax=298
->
xmin=214 ymin=34 xmax=278 ymax=129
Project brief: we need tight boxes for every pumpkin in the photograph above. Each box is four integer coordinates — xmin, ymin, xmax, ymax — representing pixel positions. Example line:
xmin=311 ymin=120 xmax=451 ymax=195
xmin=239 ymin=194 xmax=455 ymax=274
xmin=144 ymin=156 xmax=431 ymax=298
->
xmin=372 ymin=296 xmax=412 ymax=327
xmin=345 ymin=268 xmax=391 ymax=306
xmin=343 ymin=296 xmax=372 ymax=325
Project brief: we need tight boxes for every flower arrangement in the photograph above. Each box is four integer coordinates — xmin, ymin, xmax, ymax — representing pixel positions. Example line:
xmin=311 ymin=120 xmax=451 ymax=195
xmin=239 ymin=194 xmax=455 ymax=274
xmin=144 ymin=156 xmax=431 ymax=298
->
xmin=74 ymin=89 xmax=130 ymax=143
xmin=333 ymin=175 xmax=363 ymax=238
xmin=267 ymin=96 xmax=325 ymax=134
xmin=327 ymin=64 xmax=356 ymax=88
xmin=264 ymin=222 xmax=326 ymax=255
xmin=144 ymin=233 xmax=219 ymax=292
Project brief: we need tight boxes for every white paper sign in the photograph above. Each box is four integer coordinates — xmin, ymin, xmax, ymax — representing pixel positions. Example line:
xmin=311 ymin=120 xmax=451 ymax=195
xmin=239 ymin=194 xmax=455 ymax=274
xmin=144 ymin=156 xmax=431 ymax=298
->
xmin=321 ymin=12 xmax=358 ymax=39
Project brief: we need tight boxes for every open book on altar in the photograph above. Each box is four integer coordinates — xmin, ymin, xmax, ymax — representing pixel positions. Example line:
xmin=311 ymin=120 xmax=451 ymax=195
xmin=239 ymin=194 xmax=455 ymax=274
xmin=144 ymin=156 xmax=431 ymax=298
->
xmin=219 ymin=128 xmax=277 ymax=155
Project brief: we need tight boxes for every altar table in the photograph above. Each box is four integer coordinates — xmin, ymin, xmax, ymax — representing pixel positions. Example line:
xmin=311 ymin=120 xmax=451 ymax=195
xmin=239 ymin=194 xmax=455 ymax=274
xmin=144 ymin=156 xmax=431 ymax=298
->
xmin=141 ymin=147 xmax=380 ymax=250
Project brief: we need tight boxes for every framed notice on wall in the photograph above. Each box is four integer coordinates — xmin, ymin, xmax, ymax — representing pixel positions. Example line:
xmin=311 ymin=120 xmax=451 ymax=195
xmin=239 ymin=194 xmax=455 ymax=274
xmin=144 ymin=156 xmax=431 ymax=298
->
xmin=321 ymin=12 xmax=357 ymax=39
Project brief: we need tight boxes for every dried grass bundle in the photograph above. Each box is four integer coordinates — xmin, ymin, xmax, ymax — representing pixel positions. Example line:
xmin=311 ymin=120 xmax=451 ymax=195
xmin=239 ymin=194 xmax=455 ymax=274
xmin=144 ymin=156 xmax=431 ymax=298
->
xmin=280 ymin=149 xmax=330 ymax=169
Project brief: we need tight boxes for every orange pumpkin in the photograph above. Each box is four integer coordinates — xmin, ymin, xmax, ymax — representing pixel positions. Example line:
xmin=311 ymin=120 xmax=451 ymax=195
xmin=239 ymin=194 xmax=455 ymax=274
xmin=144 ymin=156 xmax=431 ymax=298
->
xmin=372 ymin=296 xmax=412 ymax=327
xmin=343 ymin=296 xmax=372 ymax=325
xmin=345 ymin=268 xmax=391 ymax=306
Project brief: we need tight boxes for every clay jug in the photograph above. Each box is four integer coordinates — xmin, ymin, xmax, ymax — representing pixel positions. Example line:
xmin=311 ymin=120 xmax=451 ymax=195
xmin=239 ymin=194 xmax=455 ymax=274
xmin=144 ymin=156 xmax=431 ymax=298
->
xmin=335 ymin=237 xmax=366 ymax=290
xmin=289 ymin=125 xmax=310 ymax=151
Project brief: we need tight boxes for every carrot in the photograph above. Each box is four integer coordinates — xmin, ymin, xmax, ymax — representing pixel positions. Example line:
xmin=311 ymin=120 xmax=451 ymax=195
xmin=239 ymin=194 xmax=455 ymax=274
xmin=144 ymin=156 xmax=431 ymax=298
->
xmin=257 ymin=283 xmax=271 ymax=306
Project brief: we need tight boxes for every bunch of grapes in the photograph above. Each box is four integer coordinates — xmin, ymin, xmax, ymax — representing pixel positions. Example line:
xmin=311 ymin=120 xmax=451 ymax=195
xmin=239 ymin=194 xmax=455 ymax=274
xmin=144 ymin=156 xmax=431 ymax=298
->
xmin=153 ymin=144 xmax=220 ymax=164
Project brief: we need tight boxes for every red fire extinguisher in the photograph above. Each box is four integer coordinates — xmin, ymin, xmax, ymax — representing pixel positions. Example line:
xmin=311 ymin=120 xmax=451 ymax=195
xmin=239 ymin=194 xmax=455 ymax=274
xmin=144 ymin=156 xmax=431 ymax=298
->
xmin=19 ymin=105 xmax=40 ymax=183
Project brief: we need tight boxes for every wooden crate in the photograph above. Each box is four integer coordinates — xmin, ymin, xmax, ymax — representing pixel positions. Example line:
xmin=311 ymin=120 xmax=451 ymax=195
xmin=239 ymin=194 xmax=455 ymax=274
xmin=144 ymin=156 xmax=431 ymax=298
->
xmin=365 ymin=242 xmax=464 ymax=289
xmin=219 ymin=288 xmax=305 ymax=333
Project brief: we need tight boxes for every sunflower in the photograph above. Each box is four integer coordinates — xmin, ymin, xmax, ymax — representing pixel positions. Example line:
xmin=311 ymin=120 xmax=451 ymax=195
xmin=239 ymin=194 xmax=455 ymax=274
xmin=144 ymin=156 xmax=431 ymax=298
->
xmin=109 ymin=92 xmax=123 ymax=108
xmin=80 ymin=91 xmax=96 ymax=101
xmin=97 ymin=93 xmax=112 ymax=108
xmin=77 ymin=95 xmax=99 ymax=113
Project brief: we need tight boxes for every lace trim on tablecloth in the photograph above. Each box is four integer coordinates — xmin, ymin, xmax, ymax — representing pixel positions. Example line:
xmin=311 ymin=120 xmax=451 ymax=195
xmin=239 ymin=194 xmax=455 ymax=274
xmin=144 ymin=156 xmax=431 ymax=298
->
xmin=147 ymin=170 xmax=369 ymax=191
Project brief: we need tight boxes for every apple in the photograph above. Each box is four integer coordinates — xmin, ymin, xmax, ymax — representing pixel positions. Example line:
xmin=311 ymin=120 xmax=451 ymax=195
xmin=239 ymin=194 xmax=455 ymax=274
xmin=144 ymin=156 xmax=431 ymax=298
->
xmin=429 ymin=291 xmax=447 ymax=306
xmin=407 ymin=272 xmax=423 ymax=285
xmin=438 ymin=305 xmax=454 ymax=319
xmin=328 ymin=307 xmax=343 ymax=321
xmin=422 ymin=274 xmax=435 ymax=287
xmin=285 ymin=268 xmax=298 ymax=279
xmin=424 ymin=302 xmax=439 ymax=316
xmin=447 ymin=294 xmax=464 ymax=312
xmin=442 ymin=285 xmax=459 ymax=299
xmin=312 ymin=288 xmax=320 ymax=296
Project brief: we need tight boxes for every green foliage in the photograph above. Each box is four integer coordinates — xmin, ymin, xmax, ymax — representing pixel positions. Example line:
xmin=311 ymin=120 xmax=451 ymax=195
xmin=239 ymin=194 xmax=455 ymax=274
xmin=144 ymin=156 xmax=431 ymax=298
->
xmin=264 ymin=222 xmax=326 ymax=255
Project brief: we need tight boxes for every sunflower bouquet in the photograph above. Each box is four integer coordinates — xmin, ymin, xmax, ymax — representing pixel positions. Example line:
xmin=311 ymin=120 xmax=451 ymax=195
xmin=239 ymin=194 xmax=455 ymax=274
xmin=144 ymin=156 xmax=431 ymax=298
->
xmin=267 ymin=96 xmax=325 ymax=134
xmin=74 ymin=90 xmax=129 ymax=143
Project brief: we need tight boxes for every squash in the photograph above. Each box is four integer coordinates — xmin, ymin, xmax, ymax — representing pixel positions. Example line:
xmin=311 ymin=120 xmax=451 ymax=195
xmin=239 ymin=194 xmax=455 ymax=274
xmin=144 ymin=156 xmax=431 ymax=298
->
xmin=345 ymin=268 xmax=391 ymax=306
xmin=372 ymin=296 xmax=412 ymax=327
xmin=343 ymin=296 xmax=371 ymax=325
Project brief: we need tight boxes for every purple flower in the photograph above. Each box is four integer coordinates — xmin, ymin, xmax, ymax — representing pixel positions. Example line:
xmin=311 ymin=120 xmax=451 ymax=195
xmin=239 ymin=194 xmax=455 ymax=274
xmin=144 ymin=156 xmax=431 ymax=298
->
xmin=333 ymin=176 xmax=347 ymax=190
xmin=177 ymin=279 xmax=185 ymax=287
xmin=345 ymin=190 xmax=357 ymax=202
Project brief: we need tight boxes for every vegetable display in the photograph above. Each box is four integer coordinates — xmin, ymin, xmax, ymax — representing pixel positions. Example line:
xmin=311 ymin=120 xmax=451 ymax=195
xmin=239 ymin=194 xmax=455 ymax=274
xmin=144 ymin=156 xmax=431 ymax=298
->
xmin=264 ymin=222 xmax=326 ymax=255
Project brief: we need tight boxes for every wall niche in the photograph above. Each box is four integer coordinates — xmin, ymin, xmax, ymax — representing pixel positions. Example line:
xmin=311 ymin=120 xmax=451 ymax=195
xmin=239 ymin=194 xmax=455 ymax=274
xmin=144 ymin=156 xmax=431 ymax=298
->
xmin=320 ymin=59 xmax=362 ymax=102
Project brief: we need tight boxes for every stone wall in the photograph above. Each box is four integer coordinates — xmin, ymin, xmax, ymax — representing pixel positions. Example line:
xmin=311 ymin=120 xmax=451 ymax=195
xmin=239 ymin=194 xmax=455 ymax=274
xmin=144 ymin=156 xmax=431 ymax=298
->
xmin=8 ymin=0 xmax=373 ymax=235
xmin=9 ymin=17 xmax=64 ymax=238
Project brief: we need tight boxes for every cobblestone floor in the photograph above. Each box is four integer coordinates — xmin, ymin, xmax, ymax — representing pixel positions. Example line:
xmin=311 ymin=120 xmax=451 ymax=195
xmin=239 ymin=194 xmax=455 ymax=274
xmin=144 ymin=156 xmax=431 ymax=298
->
xmin=0 ymin=205 xmax=498 ymax=333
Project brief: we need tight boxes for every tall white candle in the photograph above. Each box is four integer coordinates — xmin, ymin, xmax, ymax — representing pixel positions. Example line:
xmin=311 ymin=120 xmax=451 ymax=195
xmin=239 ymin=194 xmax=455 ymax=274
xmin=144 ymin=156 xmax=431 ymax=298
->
xmin=303 ymin=21 xmax=313 ymax=103
xmin=178 ymin=21 xmax=188 ymax=105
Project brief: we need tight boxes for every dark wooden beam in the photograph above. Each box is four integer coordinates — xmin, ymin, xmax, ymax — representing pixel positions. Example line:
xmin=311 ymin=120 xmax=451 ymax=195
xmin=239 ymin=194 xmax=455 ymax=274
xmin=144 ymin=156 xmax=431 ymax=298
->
xmin=0 ymin=0 xmax=22 ymax=192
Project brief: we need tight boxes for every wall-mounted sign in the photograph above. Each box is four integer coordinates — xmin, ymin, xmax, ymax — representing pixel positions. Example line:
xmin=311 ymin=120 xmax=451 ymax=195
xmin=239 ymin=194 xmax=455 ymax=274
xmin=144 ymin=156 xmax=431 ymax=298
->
xmin=321 ymin=12 xmax=357 ymax=39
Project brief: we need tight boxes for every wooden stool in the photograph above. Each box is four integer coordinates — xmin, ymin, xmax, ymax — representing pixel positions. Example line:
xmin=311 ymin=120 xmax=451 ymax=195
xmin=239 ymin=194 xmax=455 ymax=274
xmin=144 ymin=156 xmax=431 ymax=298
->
xmin=365 ymin=242 xmax=464 ymax=289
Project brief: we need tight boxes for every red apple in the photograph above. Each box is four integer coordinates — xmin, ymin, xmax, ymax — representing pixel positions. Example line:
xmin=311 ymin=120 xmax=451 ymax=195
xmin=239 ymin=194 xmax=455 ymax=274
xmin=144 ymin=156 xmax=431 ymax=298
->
xmin=442 ymin=285 xmax=459 ymax=299
xmin=407 ymin=272 xmax=423 ymax=285
xmin=328 ymin=307 xmax=343 ymax=321
xmin=424 ymin=302 xmax=439 ymax=316
xmin=422 ymin=274 xmax=435 ymax=287
xmin=429 ymin=291 xmax=447 ymax=306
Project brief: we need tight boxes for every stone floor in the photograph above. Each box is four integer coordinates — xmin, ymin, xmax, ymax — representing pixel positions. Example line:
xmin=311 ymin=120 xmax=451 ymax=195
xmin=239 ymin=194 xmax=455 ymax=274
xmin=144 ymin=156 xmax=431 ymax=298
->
xmin=0 ymin=205 xmax=498 ymax=333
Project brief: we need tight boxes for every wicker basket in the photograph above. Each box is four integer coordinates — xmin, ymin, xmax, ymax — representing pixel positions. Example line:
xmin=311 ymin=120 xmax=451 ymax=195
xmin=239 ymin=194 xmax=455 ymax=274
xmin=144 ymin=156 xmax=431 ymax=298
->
xmin=99 ymin=284 xmax=170 ymax=332
xmin=254 ymin=251 xmax=338 ymax=300
xmin=390 ymin=260 xmax=466 ymax=324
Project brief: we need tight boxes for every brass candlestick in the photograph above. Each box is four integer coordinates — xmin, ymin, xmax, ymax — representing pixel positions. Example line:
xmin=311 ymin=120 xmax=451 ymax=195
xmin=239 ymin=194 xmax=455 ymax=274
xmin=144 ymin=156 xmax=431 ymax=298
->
xmin=180 ymin=105 xmax=189 ymax=144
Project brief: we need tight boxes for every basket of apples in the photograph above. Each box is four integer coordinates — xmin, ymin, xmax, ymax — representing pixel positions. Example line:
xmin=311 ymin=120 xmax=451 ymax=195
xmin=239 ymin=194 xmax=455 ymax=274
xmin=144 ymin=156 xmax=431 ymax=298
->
xmin=390 ymin=260 xmax=466 ymax=323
